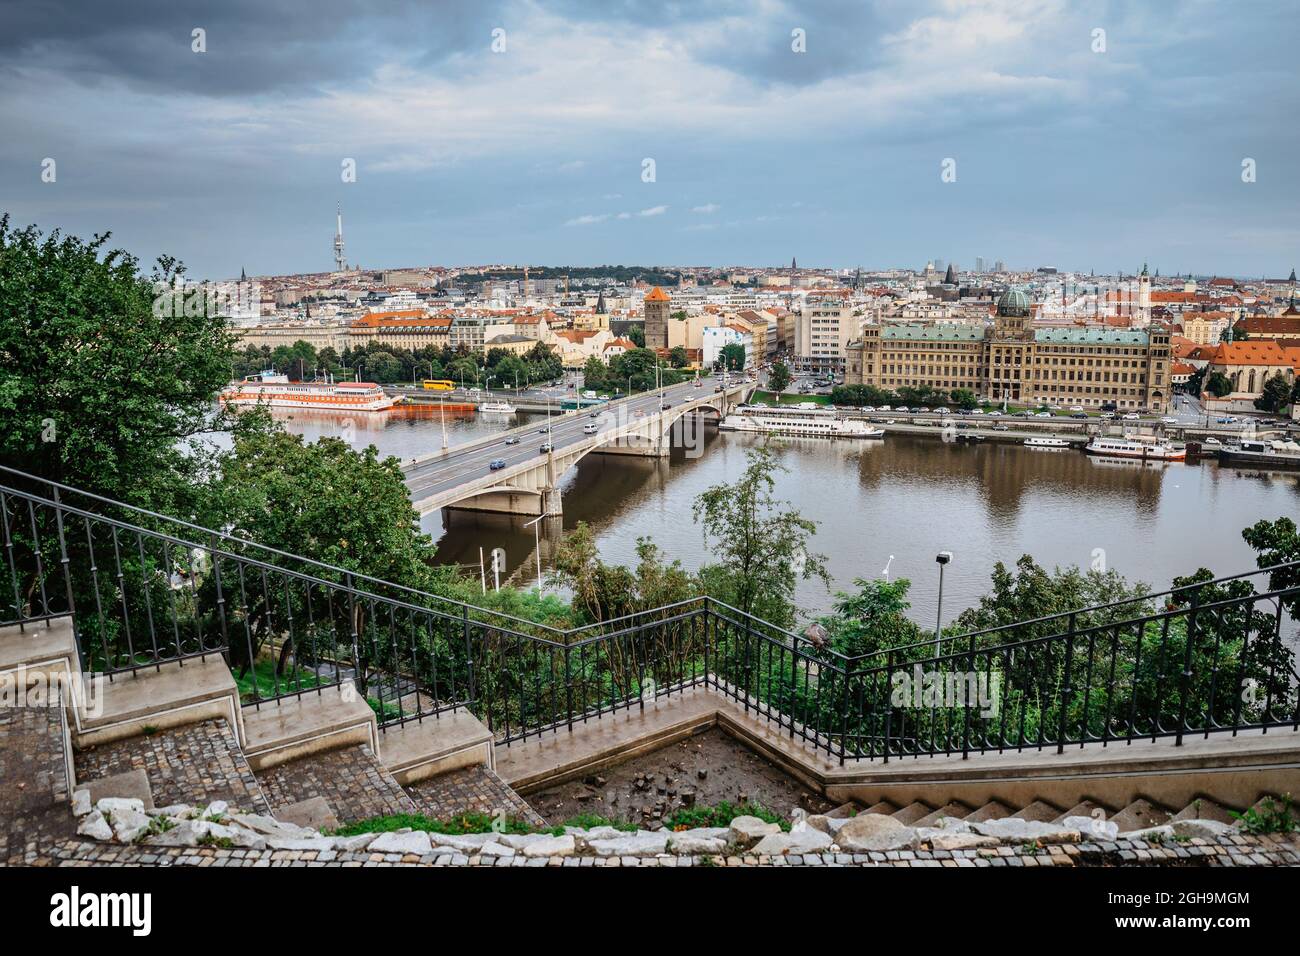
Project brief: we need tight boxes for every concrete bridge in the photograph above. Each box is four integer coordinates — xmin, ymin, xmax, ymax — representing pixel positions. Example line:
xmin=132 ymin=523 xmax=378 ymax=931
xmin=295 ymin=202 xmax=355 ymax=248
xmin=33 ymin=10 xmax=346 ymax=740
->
xmin=402 ymin=374 xmax=752 ymax=517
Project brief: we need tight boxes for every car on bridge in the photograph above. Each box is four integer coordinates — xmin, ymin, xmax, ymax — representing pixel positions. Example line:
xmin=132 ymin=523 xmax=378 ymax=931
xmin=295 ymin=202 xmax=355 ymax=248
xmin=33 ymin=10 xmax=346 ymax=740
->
xmin=504 ymin=436 xmax=520 ymax=445
xmin=540 ymin=443 xmax=553 ymax=453
xmin=489 ymin=459 xmax=507 ymax=470
xmin=583 ymin=423 xmax=598 ymax=434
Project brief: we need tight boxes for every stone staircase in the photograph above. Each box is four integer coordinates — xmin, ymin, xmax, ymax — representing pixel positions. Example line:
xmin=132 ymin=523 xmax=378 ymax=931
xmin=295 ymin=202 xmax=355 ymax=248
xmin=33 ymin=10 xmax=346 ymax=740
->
xmin=841 ymin=790 xmax=1296 ymax=836
xmin=0 ymin=616 xmax=543 ymax=860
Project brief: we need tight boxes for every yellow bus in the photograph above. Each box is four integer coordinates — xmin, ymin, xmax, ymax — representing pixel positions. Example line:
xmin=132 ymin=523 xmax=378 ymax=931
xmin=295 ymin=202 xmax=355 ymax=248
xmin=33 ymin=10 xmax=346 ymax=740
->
xmin=421 ymin=379 xmax=455 ymax=391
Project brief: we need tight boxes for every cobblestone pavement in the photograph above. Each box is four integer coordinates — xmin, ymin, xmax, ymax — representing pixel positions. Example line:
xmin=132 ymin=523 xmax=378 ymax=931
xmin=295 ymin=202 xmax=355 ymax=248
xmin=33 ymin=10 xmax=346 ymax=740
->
xmin=0 ymin=707 xmax=76 ymax=865
xmin=406 ymin=764 xmax=546 ymax=827
xmin=42 ymin=832 xmax=1300 ymax=867
xmin=255 ymin=745 xmax=417 ymax=824
xmin=75 ymin=718 xmax=270 ymax=815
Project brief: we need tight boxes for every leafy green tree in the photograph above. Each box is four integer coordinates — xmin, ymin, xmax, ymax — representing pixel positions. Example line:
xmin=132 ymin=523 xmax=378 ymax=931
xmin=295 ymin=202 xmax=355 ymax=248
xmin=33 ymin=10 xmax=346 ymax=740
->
xmin=1254 ymin=373 xmax=1292 ymax=413
xmin=950 ymin=388 xmax=978 ymax=410
xmin=0 ymin=216 xmax=235 ymax=507
xmin=492 ymin=354 xmax=529 ymax=391
xmin=817 ymin=578 xmax=925 ymax=658
xmin=628 ymin=324 xmax=645 ymax=348
xmin=582 ymin=356 xmax=608 ymax=391
xmin=1206 ymin=371 xmax=1233 ymax=398
xmin=1241 ymin=517 xmax=1300 ymax=616
xmin=693 ymin=446 xmax=828 ymax=626
xmin=719 ymin=342 xmax=746 ymax=371
xmin=768 ymin=361 xmax=792 ymax=393
xmin=669 ymin=346 xmax=689 ymax=368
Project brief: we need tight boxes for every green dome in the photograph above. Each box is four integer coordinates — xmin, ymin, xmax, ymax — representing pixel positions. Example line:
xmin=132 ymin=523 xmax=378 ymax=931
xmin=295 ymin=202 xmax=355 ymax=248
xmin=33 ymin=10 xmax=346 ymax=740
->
xmin=997 ymin=288 xmax=1030 ymax=317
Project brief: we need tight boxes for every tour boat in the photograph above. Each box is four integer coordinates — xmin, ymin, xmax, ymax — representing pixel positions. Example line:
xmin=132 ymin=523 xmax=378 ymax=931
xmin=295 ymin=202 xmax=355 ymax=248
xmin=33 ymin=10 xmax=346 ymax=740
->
xmin=1217 ymin=438 xmax=1300 ymax=470
xmin=718 ymin=406 xmax=884 ymax=439
xmin=477 ymin=400 xmax=518 ymax=415
xmin=1024 ymin=437 xmax=1071 ymax=449
xmin=221 ymin=372 xmax=395 ymax=412
xmin=1084 ymin=435 xmax=1186 ymax=461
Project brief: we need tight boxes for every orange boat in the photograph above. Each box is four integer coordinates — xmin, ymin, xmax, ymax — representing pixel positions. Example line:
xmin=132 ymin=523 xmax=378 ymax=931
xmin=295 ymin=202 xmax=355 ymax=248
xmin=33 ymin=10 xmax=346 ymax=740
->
xmin=221 ymin=372 xmax=396 ymax=412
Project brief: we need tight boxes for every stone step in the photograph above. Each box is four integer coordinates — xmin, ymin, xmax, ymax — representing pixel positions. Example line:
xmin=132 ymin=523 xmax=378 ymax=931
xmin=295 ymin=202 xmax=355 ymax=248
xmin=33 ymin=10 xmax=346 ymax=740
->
xmin=1172 ymin=796 xmax=1238 ymax=825
xmin=1054 ymin=799 xmax=1113 ymax=824
xmin=1110 ymin=797 xmax=1172 ymax=833
xmin=862 ymin=800 xmax=898 ymax=816
xmin=1013 ymin=799 xmax=1063 ymax=822
xmin=74 ymin=655 xmax=244 ymax=748
xmin=0 ymin=617 xmax=79 ymax=685
xmin=825 ymin=802 xmax=860 ymax=819
xmin=0 ymin=705 xmax=77 ymax=864
xmin=377 ymin=708 xmax=495 ymax=785
xmin=241 ymin=686 xmax=378 ymax=771
xmin=74 ymin=769 xmax=155 ymax=811
xmin=964 ymin=800 xmax=1015 ymax=823
xmin=889 ymin=801 xmax=934 ymax=824
xmin=405 ymin=763 xmax=547 ymax=828
xmin=255 ymin=743 xmax=416 ymax=826
xmin=75 ymin=717 xmax=271 ymax=815
xmin=913 ymin=801 xmax=973 ymax=828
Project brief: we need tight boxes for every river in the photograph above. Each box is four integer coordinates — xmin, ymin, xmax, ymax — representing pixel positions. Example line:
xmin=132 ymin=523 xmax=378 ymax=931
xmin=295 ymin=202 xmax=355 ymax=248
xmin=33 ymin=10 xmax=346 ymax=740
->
xmin=259 ymin=405 xmax=1300 ymax=627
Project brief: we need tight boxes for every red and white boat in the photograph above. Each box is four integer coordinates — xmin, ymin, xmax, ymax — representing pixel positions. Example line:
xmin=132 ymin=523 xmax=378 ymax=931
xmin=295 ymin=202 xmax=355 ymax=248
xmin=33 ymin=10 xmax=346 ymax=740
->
xmin=1084 ymin=435 xmax=1185 ymax=462
xmin=221 ymin=372 xmax=396 ymax=412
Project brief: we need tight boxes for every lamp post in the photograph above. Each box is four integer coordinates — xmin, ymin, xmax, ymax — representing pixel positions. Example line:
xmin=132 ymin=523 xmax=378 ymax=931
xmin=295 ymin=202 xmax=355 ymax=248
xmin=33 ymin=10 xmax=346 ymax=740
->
xmin=934 ymin=551 xmax=953 ymax=648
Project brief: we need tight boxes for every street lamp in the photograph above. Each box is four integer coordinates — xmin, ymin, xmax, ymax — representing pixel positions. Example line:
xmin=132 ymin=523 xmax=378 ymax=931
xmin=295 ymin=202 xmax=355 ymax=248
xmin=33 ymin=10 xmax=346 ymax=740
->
xmin=934 ymin=551 xmax=953 ymax=647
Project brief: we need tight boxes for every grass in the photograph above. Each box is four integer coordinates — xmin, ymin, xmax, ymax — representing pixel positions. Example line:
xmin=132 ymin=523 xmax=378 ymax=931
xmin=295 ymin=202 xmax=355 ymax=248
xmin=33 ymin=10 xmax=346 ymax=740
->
xmin=1231 ymin=795 xmax=1296 ymax=835
xmin=334 ymin=803 xmax=785 ymax=839
xmin=664 ymin=801 xmax=789 ymax=832
xmin=234 ymin=658 xmax=325 ymax=702
xmin=752 ymin=390 xmax=831 ymax=407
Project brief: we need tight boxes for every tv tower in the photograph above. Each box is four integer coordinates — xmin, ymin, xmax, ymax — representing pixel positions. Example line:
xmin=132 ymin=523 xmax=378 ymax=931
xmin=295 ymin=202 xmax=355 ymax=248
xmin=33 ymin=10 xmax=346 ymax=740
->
xmin=333 ymin=204 xmax=347 ymax=272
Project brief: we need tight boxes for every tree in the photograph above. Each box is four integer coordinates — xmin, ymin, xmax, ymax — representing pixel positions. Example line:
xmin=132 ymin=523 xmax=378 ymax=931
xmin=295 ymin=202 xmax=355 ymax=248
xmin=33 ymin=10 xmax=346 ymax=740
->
xmin=0 ymin=216 xmax=236 ymax=508
xmin=950 ymin=388 xmax=978 ymax=410
xmin=768 ymin=361 xmax=792 ymax=393
xmin=719 ymin=342 xmax=746 ymax=371
xmin=817 ymin=577 xmax=925 ymax=658
xmin=628 ymin=324 xmax=645 ymax=348
xmin=669 ymin=346 xmax=689 ymax=368
xmin=1241 ymin=517 xmax=1300 ymax=616
xmin=582 ymin=356 xmax=608 ymax=391
xmin=1206 ymin=371 xmax=1233 ymax=398
xmin=692 ymin=446 xmax=828 ymax=626
xmin=1254 ymin=373 xmax=1292 ymax=413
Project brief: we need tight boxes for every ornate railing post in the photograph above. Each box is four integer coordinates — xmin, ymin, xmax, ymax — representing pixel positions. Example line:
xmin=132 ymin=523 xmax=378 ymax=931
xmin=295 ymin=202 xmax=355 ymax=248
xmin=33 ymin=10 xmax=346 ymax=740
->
xmin=1058 ymin=613 xmax=1076 ymax=755
xmin=1176 ymin=587 xmax=1200 ymax=747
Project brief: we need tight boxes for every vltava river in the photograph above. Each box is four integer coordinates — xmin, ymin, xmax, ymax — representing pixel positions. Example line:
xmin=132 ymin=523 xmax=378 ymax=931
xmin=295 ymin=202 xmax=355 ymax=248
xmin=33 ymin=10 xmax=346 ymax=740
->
xmin=264 ymin=406 xmax=1300 ymax=625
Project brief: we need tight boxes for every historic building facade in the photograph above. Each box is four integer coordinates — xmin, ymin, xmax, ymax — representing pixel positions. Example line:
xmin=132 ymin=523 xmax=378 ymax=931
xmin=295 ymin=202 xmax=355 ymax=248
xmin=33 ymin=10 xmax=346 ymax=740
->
xmin=643 ymin=286 xmax=671 ymax=351
xmin=845 ymin=289 xmax=1170 ymax=412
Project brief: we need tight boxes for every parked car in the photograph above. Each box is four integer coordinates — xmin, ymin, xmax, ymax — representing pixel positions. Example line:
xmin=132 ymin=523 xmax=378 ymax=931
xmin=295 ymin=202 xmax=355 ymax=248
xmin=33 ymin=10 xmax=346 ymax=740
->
xmin=992 ymin=423 xmax=1009 ymax=431
xmin=1071 ymin=412 xmax=1087 ymax=419
xmin=1123 ymin=413 xmax=1140 ymax=421
xmin=489 ymin=459 xmax=507 ymax=470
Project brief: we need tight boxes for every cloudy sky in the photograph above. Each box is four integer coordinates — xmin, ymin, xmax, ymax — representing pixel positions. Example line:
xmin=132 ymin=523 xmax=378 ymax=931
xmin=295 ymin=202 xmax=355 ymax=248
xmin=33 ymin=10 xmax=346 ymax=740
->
xmin=1 ymin=0 xmax=1297 ymax=278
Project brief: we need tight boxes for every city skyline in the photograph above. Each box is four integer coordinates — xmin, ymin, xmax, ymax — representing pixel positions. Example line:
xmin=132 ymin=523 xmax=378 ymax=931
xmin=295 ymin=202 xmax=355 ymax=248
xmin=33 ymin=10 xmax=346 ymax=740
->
xmin=2 ymin=1 xmax=1298 ymax=278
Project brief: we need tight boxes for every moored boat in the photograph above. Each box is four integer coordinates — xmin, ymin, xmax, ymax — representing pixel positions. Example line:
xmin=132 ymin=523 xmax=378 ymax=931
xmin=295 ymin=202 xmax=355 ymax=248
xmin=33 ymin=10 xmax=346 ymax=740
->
xmin=478 ymin=400 xmax=518 ymax=415
xmin=1217 ymin=438 xmax=1300 ymax=470
xmin=719 ymin=406 xmax=883 ymax=439
xmin=1084 ymin=435 xmax=1185 ymax=461
xmin=221 ymin=372 xmax=395 ymax=412
xmin=1024 ymin=437 xmax=1071 ymax=449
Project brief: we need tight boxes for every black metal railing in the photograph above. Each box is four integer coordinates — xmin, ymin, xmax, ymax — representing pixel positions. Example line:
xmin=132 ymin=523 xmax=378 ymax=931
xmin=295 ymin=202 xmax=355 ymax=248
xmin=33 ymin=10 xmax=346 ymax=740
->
xmin=2 ymin=467 xmax=1297 ymax=762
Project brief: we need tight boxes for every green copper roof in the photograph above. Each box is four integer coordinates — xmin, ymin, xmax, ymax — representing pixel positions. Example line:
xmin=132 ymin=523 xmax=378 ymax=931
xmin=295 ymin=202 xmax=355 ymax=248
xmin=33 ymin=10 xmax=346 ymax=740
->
xmin=1033 ymin=328 xmax=1149 ymax=346
xmin=881 ymin=324 xmax=986 ymax=342
xmin=996 ymin=288 xmax=1031 ymax=316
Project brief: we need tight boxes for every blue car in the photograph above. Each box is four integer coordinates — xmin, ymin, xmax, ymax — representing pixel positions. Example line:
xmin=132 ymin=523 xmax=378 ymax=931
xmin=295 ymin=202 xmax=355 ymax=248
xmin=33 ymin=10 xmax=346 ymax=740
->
xmin=489 ymin=459 xmax=507 ymax=470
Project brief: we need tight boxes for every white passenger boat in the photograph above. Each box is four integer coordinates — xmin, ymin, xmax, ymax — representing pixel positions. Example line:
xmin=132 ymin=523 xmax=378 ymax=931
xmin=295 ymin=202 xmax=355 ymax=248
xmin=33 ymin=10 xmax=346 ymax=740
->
xmin=478 ymin=400 xmax=517 ymax=415
xmin=1024 ymin=437 xmax=1070 ymax=449
xmin=221 ymin=372 xmax=395 ymax=412
xmin=1084 ymin=435 xmax=1186 ymax=461
xmin=719 ymin=406 xmax=883 ymax=439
